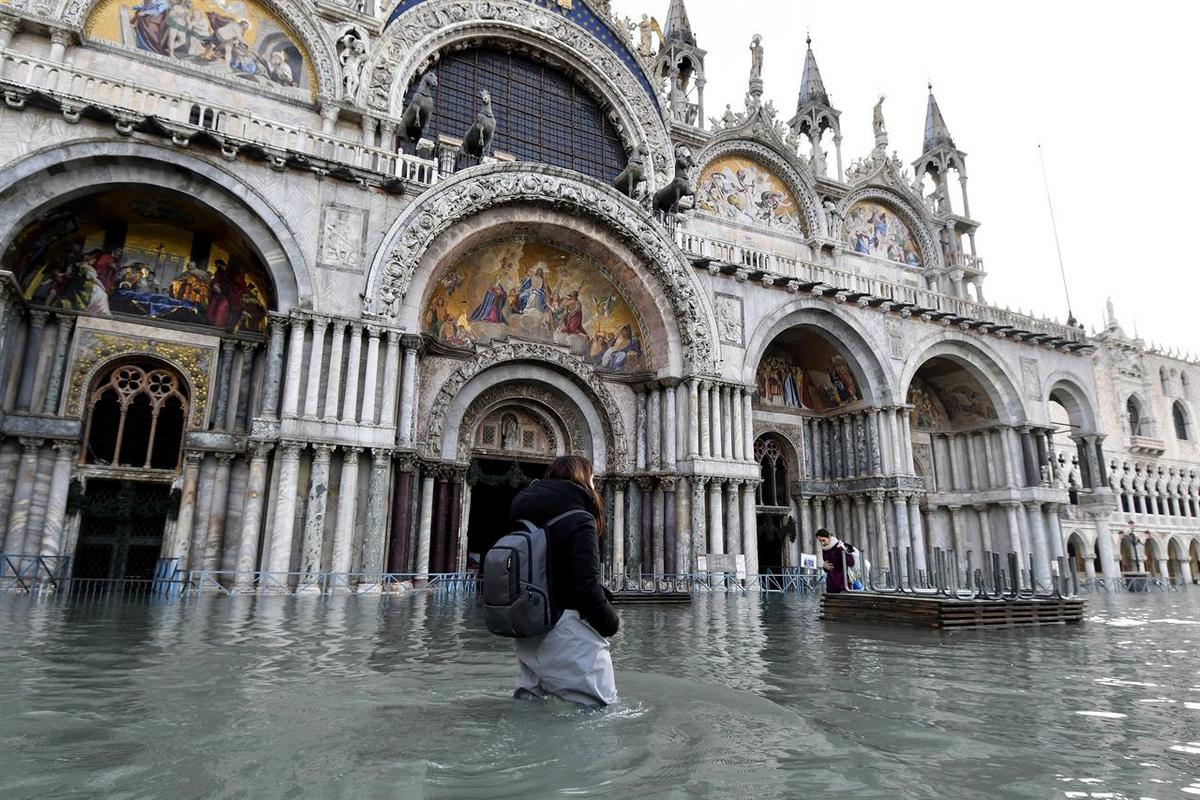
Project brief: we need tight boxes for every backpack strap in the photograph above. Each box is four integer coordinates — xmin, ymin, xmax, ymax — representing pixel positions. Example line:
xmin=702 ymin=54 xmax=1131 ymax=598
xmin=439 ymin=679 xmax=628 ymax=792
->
xmin=544 ymin=509 xmax=593 ymax=528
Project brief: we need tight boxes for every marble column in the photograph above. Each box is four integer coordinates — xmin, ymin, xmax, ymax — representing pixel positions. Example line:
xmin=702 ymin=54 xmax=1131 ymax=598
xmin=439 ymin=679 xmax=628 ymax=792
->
xmin=1044 ymin=504 xmax=1066 ymax=562
xmin=877 ymin=409 xmax=894 ymax=475
xmin=651 ymin=482 xmax=666 ymax=574
xmin=1019 ymin=428 xmax=1038 ymax=486
xmin=711 ymin=384 xmax=724 ymax=460
xmin=611 ymin=479 xmax=627 ymax=578
xmin=359 ymin=326 xmax=382 ymax=425
xmin=0 ymin=17 xmax=19 ymax=50
xmin=871 ymin=493 xmax=889 ymax=574
xmin=821 ymin=420 xmax=834 ymax=481
xmin=690 ymin=477 xmax=707 ymax=570
xmin=899 ymin=408 xmax=914 ymax=473
xmin=724 ymin=479 xmax=740 ymax=556
xmin=635 ymin=476 xmax=653 ymax=572
xmin=662 ymin=476 xmax=677 ymax=574
xmin=322 ymin=320 xmax=347 ymax=422
xmin=720 ymin=385 xmax=733 ymax=460
xmin=203 ymin=453 xmax=235 ymax=570
xmin=329 ymin=448 xmax=362 ymax=576
xmin=15 ymin=312 xmax=48 ymax=411
xmin=228 ymin=344 xmax=253 ymax=431
xmin=798 ymin=495 xmax=815 ymax=557
xmin=214 ymin=339 xmax=238 ymax=427
xmin=445 ymin=472 xmax=464 ymax=573
xmin=360 ymin=449 xmax=391 ymax=578
xmin=261 ymin=316 xmax=287 ymax=418
xmin=742 ymin=387 xmax=755 ymax=463
xmin=415 ymin=469 xmax=435 ymax=579
xmin=663 ymin=380 xmax=679 ymax=469
xmin=279 ymin=317 xmax=306 ymax=419
xmin=379 ymin=330 xmax=402 ymax=428
xmin=707 ymin=479 xmax=724 ymax=555
xmin=5 ymin=439 xmax=42 ymax=560
xmin=730 ymin=387 xmax=744 ymax=466
xmin=168 ymin=451 xmax=204 ymax=565
xmin=1026 ymin=502 xmax=1051 ymax=588
xmin=431 ymin=469 xmax=449 ymax=573
xmin=38 ymin=442 xmax=78 ymax=560
xmin=634 ymin=386 xmax=647 ymax=470
xmin=1092 ymin=513 xmax=1119 ymax=583
xmin=892 ymin=493 xmax=912 ymax=580
xmin=299 ymin=444 xmax=333 ymax=580
xmin=341 ymin=324 xmax=363 ymax=423
xmin=980 ymin=431 xmax=998 ymax=489
xmin=948 ymin=505 xmax=966 ymax=579
xmin=387 ymin=454 xmax=416 ymax=574
xmin=687 ymin=379 xmax=701 ymax=459
xmin=975 ymin=504 xmax=994 ymax=555
xmin=676 ymin=477 xmax=691 ymax=572
xmin=647 ymin=385 xmax=661 ymax=472
xmin=234 ymin=442 xmax=273 ymax=583
xmin=831 ymin=417 xmax=844 ymax=479
xmin=741 ymin=480 xmax=758 ymax=579
xmin=868 ymin=409 xmax=883 ymax=476
xmin=265 ymin=442 xmax=303 ymax=576
xmin=698 ymin=381 xmax=711 ymax=458
xmin=852 ymin=496 xmax=869 ymax=570
xmin=42 ymin=315 xmax=75 ymax=415
xmin=1001 ymin=502 xmax=1025 ymax=587
xmin=1001 ymin=427 xmax=1020 ymax=487
xmin=398 ymin=336 xmax=421 ymax=446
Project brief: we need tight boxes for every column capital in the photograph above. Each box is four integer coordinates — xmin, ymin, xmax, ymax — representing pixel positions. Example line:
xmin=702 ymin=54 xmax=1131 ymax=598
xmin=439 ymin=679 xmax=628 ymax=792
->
xmin=238 ymin=339 xmax=260 ymax=354
xmin=49 ymin=28 xmax=74 ymax=48
xmin=17 ymin=437 xmax=44 ymax=453
xmin=311 ymin=443 xmax=335 ymax=462
xmin=220 ymin=337 xmax=238 ymax=353
xmin=28 ymin=309 xmax=50 ymax=327
xmin=660 ymin=377 xmax=682 ymax=390
xmin=247 ymin=441 xmax=275 ymax=460
xmin=634 ymin=474 xmax=656 ymax=491
xmin=370 ymin=447 xmax=392 ymax=464
xmin=342 ymin=446 xmax=363 ymax=465
xmin=53 ymin=311 xmax=77 ymax=329
xmin=868 ymin=490 xmax=887 ymax=505
xmin=401 ymin=333 xmax=424 ymax=351
xmin=607 ymin=476 xmax=631 ymax=492
xmin=183 ymin=449 xmax=205 ymax=467
xmin=0 ymin=17 xmax=21 ymax=35
xmin=309 ymin=315 xmax=330 ymax=331
xmin=214 ymin=451 xmax=237 ymax=465
xmin=972 ymin=503 xmax=990 ymax=513
xmin=268 ymin=315 xmax=288 ymax=335
xmin=851 ymin=494 xmax=867 ymax=507
xmin=392 ymin=450 xmax=416 ymax=471
xmin=386 ymin=328 xmax=403 ymax=345
xmin=659 ymin=474 xmax=679 ymax=492
xmin=365 ymin=323 xmax=383 ymax=339
xmin=51 ymin=441 xmax=79 ymax=458
xmin=740 ymin=478 xmax=761 ymax=492
xmin=279 ymin=440 xmax=305 ymax=459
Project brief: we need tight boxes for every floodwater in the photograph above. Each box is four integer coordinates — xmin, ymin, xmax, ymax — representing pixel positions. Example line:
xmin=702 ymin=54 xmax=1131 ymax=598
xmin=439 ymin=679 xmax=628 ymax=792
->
xmin=1 ymin=592 xmax=1198 ymax=800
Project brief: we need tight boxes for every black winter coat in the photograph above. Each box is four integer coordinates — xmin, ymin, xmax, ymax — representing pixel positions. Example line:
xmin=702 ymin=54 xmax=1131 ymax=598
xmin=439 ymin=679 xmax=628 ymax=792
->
xmin=509 ymin=479 xmax=620 ymax=637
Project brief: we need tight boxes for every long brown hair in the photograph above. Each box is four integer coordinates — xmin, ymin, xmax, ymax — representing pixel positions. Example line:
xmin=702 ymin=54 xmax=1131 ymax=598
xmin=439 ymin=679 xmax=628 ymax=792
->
xmin=544 ymin=455 xmax=605 ymax=538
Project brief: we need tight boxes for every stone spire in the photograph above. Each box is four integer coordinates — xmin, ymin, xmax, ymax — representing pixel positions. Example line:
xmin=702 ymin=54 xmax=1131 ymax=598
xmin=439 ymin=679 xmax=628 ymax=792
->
xmin=664 ymin=0 xmax=696 ymax=46
xmin=788 ymin=35 xmax=842 ymax=180
xmin=923 ymin=84 xmax=956 ymax=152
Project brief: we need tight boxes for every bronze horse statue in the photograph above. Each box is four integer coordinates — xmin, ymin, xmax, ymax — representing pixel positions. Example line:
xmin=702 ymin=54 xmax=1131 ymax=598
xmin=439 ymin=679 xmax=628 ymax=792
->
xmin=653 ymin=144 xmax=695 ymax=214
xmin=399 ymin=71 xmax=437 ymax=141
xmin=612 ymin=144 xmax=649 ymax=198
xmin=459 ymin=89 xmax=496 ymax=158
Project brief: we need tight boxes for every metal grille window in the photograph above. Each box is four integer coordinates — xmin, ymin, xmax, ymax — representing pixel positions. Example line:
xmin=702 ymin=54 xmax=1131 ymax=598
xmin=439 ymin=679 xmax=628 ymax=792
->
xmin=82 ymin=364 xmax=189 ymax=470
xmin=754 ymin=436 xmax=789 ymax=507
xmin=406 ymin=47 xmax=628 ymax=182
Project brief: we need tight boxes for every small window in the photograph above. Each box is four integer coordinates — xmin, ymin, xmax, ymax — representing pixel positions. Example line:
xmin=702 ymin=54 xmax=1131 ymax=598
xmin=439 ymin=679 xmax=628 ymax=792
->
xmin=82 ymin=363 xmax=189 ymax=470
xmin=1174 ymin=402 xmax=1190 ymax=441
xmin=1127 ymin=397 xmax=1143 ymax=437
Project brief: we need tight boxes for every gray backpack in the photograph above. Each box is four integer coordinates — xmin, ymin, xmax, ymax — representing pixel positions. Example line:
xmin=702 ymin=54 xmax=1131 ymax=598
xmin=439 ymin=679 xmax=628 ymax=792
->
xmin=483 ymin=510 xmax=589 ymax=638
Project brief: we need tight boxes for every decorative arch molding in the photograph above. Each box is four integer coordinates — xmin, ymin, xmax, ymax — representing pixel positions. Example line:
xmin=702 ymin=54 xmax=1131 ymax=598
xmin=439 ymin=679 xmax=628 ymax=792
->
xmin=458 ymin=382 xmax=588 ymax=462
xmin=362 ymin=0 xmax=671 ymax=180
xmin=364 ymin=162 xmax=718 ymax=373
xmin=693 ymin=135 xmax=824 ymax=239
xmin=899 ymin=333 xmax=1028 ymax=425
xmin=425 ymin=342 xmax=630 ymax=472
xmin=0 ymin=138 xmax=312 ymax=309
xmin=1045 ymin=371 xmax=1102 ymax=435
xmin=741 ymin=297 xmax=897 ymax=406
xmin=836 ymin=184 xmax=944 ymax=272
xmin=60 ymin=0 xmax=341 ymax=103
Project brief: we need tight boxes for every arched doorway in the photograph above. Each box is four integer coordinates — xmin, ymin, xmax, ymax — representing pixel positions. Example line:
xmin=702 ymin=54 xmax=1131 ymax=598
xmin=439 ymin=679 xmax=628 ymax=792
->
xmin=754 ymin=433 xmax=798 ymax=573
xmin=463 ymin=404 xmax=560 ymax=572
xmin=71 ymin=360 xmax=190 ymax=586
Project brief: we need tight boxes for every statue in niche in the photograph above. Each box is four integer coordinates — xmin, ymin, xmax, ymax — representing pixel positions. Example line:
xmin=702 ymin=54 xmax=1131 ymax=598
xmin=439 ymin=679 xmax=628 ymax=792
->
xmin=460 ymin=90 xmax=496 ymax=158
xmin=501 ymin=414 xmax=519 ymax=450
xmin=400 ymin=71 xmax=438 ymax=141
xmin=666 ymin=63 xmax=689 ymax=122
xmin=653 ymin=144 xmax=696 ymax=214
xmin=338 ymin=33 xmax=368 ymax=102
xmin=612 ymin=144 xmax=649 ymax=198
xmin=749 ymin=34 xmax=763 ymax=80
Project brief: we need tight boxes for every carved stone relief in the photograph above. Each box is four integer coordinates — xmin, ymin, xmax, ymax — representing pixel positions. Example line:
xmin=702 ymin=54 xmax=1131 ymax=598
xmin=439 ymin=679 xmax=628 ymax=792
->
xmin=714 ymin=292 xmax=744 ymax=347
xmin=1021 ymin=356 xmax=1041 ymax=400
xmin=457 ymin=382 xmax=592 ymax=462
xmin=318 ymin=203 xmax=368 ymax=272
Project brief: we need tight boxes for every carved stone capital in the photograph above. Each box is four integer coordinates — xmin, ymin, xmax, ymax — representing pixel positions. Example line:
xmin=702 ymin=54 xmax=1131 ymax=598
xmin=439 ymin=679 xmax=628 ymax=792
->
xmin=279 ymin=440 xmax=305 ymax=459
xmin=393 ymin=450 xmax=417 ymax=471
xmin=51 ymin=441 xmax=79 ymax=459
xmin=658 ymin=475 xmax=679 ymax=492
xmin=247 ymin=441 xmax=275 ymax=461
xmin=311 ymin=443 xmax=335 ymax=462
xmin=342 ymin=446 xmax=363 ymax=465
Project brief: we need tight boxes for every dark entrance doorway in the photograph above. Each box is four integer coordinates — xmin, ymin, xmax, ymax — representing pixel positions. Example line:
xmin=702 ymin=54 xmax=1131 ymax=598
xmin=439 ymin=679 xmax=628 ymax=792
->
xmin=756 ymin=512 xmax=794 ymax=573
xmin=465 ymin=458 xmax=547 ymax=572
xmin=71 ymin=479 xmax=172 ymax=588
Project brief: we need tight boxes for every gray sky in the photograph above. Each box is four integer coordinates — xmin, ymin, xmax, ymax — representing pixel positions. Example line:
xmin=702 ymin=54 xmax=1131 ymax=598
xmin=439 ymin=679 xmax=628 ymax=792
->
xmin=611 ymin=0 xmax=1198 ymax=356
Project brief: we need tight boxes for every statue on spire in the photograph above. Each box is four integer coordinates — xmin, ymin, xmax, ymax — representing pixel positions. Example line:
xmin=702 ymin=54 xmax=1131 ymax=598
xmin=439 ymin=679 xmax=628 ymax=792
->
xmin=871 ymin=94 xmax=888 ymax=157
xmin=749 ymin=34 xmax=763 ymax=80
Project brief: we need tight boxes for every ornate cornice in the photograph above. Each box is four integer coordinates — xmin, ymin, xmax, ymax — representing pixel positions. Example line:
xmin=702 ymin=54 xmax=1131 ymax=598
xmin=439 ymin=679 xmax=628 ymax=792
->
xmin=364 ymin=162 xmax=717 ymax=372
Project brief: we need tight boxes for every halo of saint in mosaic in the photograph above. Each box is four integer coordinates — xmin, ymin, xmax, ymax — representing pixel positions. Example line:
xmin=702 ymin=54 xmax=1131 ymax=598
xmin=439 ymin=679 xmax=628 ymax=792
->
xmin=696 ymin=155 xmax=804 ymax=232
xmin=755 ymin=331 xmax=863 ymax=412
xmin=907 ymin=376 xmax=997 ymax=429
xmin=85 ymin=0 xmax=313 ymax=94
xmin=424 ymin=240 xmax=645 ymax=372
xmin=6 ymin=189 xmax=273 ymax=333
xmin=844 ymin=200 xmax=922 ymax=266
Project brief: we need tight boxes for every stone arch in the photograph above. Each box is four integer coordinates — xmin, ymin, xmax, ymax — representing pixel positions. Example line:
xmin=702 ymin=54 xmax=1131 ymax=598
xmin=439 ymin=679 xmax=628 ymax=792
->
xmin=69 ymin=344 xmax=213 ymax=431
xmin=62 ymin=0 xmax=341 ymax=102
xmin=742 ymin=298 xmax=896 ymax=406
xmin=457 ymin=381 xmax=591 ymax=463
xmin=1172 ymin=400 xmax=1193 ymax=440
xmin=81 ymin=357 xmax=190 ymax=470
xmin=1045 ymin=372 xmax=1102 ymax=434
xmin=424 ymin=342 xmax=629 ymax=473
xmin=364 ymin=162 xmax=717 ymax=374
xmin=1125 ymin=392 xmax=1148 ymax=436
xmin=837 ymin=184 xmax=943 ymax=271
xmin=692 ymin=135 xmax=824 ymax=238
xmin=363 ymin=0 xmax=671 ymax=182
xmin=753 ymin=430 xmax=800 ymax=507
xmin=899 ymin=333 xmax=1027 ymax=425
xmin=0 ymin=138 xmax=312 ymax=310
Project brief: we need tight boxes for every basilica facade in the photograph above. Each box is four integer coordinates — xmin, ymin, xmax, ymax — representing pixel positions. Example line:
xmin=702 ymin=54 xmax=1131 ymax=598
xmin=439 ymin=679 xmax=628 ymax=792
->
xmin=0 ymin=0 xmax=1195 ymax=591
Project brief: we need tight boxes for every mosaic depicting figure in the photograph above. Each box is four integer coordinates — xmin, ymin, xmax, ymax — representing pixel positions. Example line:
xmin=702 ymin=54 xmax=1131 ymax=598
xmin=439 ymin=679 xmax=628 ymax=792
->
xmin=424 ymin=240 xmax=645 ymax=372
xmin=907 ymin=377 xmax=996 ymax=428
xmin=86 ymin=0 xmax=313 ymax=94
xmin=696 ymin=156 xmax=804 ymax=233
xmin=5 ymin=191 xmax=273 ymax=333
xmin=756 ymin=339 xmax=863 ymax=412
xmin=843 ymin=201 xmax=922 ymax=266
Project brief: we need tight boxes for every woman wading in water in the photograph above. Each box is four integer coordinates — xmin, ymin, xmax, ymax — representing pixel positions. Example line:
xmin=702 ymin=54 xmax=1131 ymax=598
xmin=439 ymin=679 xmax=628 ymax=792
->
xmin=508 ymin=455 xmax=619 ymax=707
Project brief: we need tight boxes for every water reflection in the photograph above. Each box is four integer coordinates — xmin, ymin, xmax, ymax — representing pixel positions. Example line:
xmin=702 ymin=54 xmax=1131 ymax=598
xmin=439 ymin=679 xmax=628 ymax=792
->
xmin=1 ymin=592 xmax=1197 ymax=799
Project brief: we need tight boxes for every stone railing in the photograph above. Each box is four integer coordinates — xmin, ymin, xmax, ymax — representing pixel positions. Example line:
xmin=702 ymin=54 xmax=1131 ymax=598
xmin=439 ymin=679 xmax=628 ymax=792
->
xmin=675 ymin=229 xmax=1085 ymax=345
xmin=0 ymin=48 xmax=439 ymax=187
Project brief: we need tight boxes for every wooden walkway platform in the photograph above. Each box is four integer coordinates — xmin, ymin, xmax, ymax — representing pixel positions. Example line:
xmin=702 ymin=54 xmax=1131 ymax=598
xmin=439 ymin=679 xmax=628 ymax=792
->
xmin=820 ymin=592 xmax=1085 ymax=629
xmin=610 ymin=591 xmax=692 ymax=605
